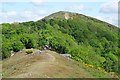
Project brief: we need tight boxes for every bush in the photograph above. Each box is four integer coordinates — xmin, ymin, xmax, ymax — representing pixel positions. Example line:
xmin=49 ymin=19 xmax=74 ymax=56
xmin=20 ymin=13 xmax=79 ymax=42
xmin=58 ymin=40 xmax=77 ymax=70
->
xmin=20 ymin=35 xmax=36 ymax=49
xmin=2 ymin=42 xmax=12 ymax=59
xmin=26 ymin=50 xmax=33 ymax=54
xmin=12 ymin=41 xmax=24 ymax=52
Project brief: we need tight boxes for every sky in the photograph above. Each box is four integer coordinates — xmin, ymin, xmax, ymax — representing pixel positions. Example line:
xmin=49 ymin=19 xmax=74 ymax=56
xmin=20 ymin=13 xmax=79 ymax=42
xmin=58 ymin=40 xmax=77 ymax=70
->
xmin=0 ymin=0 xmax=119 ymax=26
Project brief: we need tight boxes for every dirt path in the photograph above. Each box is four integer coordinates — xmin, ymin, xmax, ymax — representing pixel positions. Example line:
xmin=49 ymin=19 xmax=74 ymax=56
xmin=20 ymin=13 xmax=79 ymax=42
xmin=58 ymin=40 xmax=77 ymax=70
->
xmin=46 ymin=53 xmax=55 ymax=62
xmin=10 ymin=50 xmax=56 ymax=78
xmin=3 ymin=50 xmax=115 ymax=78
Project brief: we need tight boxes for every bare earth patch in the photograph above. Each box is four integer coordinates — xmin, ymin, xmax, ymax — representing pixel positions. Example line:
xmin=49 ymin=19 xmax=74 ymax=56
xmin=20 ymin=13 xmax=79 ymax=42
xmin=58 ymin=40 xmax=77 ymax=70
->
xmin=2 ymin=50 xmax=116 ymax=78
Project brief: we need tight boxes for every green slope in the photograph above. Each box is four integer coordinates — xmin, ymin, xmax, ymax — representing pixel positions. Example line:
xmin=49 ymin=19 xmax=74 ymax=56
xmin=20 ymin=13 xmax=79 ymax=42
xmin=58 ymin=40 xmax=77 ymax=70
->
xmin=1 ymin=11 xmax=120 ymax=78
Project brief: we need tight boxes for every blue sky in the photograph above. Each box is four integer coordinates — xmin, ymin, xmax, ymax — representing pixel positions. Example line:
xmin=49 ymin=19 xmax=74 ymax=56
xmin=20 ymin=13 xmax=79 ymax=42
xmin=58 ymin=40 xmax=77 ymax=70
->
xmin=0 ymin=0 xmax=119 ymax=26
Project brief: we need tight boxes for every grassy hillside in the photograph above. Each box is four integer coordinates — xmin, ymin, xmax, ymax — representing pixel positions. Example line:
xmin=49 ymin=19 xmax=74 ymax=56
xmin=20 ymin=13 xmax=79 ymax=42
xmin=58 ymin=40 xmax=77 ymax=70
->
xmin=2 ymin=50 xmax=117 ymax=78
xmin=1 ymin=11 xmax=120 ymax=78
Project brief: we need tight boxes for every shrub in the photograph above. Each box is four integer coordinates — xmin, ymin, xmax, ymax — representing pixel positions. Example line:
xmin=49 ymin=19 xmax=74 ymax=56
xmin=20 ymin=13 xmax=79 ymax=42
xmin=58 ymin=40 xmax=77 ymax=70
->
xmin=20 ymin=35 xmax=36 ymax=49
xmin=26 ymin=50 xmax=33 ymax=54
xmin=2 ymin=42 xmax=12 ymax=59
xmin=12 ymin=41 xmax=24 ymax=52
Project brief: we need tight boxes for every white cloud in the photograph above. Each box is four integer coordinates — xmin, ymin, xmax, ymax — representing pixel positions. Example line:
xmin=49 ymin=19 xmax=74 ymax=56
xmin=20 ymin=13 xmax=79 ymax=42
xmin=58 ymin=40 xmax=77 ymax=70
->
xmin=0 ymin=11 xmax=17 ymax=17
xmin=0 ymin=11 xmax=17 ymax=23
xmin=0 ymin=0 xmax=119 ymax=2
xmin=95 ymin=15 xmax=118 ymax=26
xmin=98 ymin=1 xmax=118 ymax=26
xmin=70 ymin=5 xmax=91 ymax=11
xmin=100 ymin=2 xmax=118 ymax=14
xmin=0 ymin=10 xmax=47 ymax=23
xmin=20 ymin=10 xmax=47 ymax=20
xmin=37 ymin=10 xmax=47 ymax=15
xmin=31 ymin=0 xmax=44 ymax=6
xmin=0 ymin=11 xmax=20 ymax=23
xmin=97 ymin=2 xmax=118 ymax=26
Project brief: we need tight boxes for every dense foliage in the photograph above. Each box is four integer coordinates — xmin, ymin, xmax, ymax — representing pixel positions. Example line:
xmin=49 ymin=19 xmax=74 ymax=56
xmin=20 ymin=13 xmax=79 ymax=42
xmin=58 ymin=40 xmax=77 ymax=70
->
xmin=1 ymin=11 xmax=120 ymax=75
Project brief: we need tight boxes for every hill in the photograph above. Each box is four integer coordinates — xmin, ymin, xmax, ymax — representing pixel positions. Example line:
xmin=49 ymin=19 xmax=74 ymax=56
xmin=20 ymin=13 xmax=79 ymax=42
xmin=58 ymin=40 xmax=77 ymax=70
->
xmin=2 ymin=49 xmax=117 ymax=78
xmin=1 ymin=11 xmax=120 ymax=78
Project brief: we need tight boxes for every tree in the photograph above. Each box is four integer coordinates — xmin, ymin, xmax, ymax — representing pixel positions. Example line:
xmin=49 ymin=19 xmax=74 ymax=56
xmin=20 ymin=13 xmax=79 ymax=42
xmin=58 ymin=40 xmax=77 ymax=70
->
xmin=20 ymin=35 xmax=35 ymax=49
xmin=2 ymin=42 xmax=12 ymax=59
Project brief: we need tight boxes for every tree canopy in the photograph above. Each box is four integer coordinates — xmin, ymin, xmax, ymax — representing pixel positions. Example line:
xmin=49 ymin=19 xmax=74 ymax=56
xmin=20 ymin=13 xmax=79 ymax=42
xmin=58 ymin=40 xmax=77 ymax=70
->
xmin=1 ymin=11 xmax=120 ymax=75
